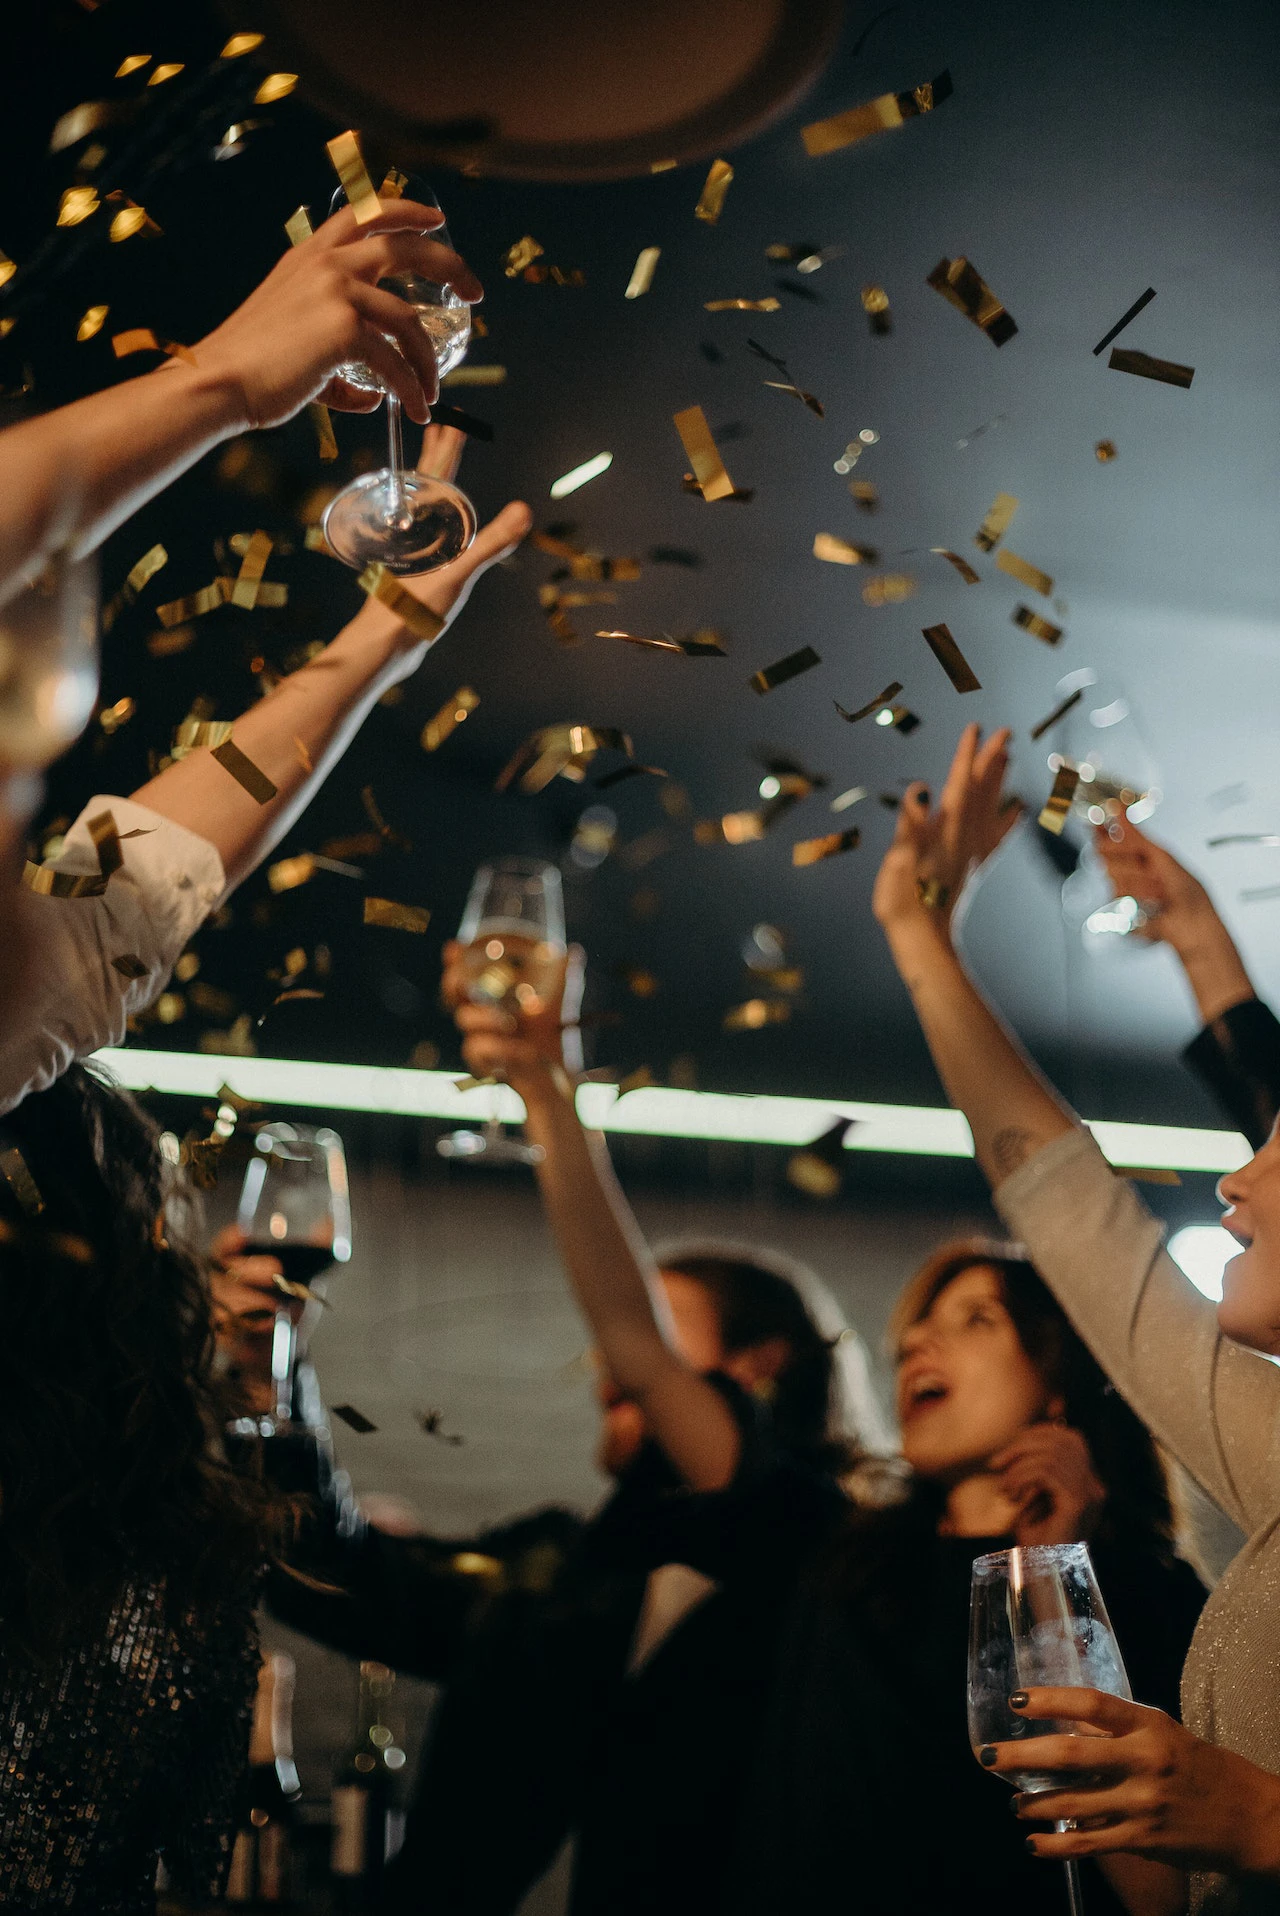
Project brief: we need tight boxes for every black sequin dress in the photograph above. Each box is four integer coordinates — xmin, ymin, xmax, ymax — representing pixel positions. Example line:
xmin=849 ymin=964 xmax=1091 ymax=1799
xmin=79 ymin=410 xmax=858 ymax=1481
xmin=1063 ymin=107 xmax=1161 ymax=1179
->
xmin=0 ymin=1569 xmax=261 ymax=1913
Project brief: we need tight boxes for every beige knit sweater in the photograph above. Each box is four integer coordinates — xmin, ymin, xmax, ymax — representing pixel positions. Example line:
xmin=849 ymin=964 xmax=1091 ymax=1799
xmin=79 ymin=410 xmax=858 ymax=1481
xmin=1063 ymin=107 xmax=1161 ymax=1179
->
xmin=997 ymin=1127 xmax=1280 ymax=1914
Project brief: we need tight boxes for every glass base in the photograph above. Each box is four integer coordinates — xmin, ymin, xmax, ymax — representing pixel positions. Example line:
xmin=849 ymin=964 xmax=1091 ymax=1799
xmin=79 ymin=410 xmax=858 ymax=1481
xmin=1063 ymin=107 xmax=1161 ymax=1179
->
xmin=323 ymin=470 xmax=477 ymax=575
xmin=437 ymin=1127 xmax=545 ymax=1167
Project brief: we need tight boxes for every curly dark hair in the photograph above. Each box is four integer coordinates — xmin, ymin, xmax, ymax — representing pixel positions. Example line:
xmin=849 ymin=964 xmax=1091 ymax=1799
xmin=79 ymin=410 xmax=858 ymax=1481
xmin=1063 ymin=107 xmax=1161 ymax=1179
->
xmin=0 ymin=1062 xmax=270 ymax=1664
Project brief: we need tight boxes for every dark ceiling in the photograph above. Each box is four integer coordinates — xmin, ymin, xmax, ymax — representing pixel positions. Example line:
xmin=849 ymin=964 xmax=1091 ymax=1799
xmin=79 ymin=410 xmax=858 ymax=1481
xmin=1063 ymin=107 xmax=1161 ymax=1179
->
xmin=6 ymin=0 xmax=1280 ymax=1125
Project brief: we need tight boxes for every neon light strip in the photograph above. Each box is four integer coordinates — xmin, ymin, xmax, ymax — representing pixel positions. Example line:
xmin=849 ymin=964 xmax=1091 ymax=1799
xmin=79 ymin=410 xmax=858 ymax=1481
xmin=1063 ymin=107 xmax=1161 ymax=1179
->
xmin=92 ymin=1048 xmax=1251 ymax=1174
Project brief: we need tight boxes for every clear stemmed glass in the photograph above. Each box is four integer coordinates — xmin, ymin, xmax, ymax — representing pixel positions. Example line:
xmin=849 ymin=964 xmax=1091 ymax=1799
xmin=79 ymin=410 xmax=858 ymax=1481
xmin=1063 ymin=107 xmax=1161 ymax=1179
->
xmin=322 ymin=176 xmax=477 ymax=575
xmin=969 ymin=1543 xmax=1132 ymax=1916
xmin=236 ymin=1123 xmax=352 ymax=1430
xmin=438 ymin=858 xmax=567 ymax=1168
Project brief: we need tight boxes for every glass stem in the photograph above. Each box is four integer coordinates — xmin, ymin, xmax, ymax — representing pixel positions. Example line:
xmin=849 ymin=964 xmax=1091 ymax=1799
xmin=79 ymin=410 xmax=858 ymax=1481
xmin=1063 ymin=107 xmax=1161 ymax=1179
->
xmin=271 ymin=1307 xmax=296 ymax=1425
xmin=385 ymin=390 xmax=405 ymax=513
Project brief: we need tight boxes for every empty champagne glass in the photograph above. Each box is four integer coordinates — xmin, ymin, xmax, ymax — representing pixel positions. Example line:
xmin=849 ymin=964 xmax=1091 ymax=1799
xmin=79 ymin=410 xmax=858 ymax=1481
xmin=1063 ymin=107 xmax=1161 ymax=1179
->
xmin=322 ymin=175 xmax=477 ymax=575
xmin=438 ymin=858 xmax=566 ymax=1168
xmin=969 ymin=1542 xmax=1132 ymax=1916
xmin=236 ymin=1123 xmax=352 ymax=1429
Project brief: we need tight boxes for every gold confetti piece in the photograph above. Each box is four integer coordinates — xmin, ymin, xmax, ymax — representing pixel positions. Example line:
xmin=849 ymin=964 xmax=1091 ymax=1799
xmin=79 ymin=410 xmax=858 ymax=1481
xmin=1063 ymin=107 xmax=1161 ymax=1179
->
xmin=229 ymin=529 xmax=273 ymax=609
xmin=673 ymin=405 xmax=737 ymax=501
xmin=76 ymin=303 xmax=109 ymax=341
xmin=802 ymin=68 xmax=952 ymax=155
xmin=599 ymin=630 xmax=725 ymax=657
xmin=787 ymin=1117 xmax=853 ymax=1199
xmin=921 ymin=623 xmax=981 ymax=693
xmin=0 ymin=249 xmax=15 ymax=288
xmin=331 ymin=1404 xmax=378 ymax=1433
xmin=503 ymin=235 xmax=544 ymax=276
xmin=101 ymin=541 xmax=167 ymax=631
xmin=115 ymin=53 xmax=151 ymax=77
xmin=22 ymin=804 xmax=121 ymax=898
xmin=99 ymin=696 xmax=135 ymax=734
xmin=364 ymin=896 xmax=431 ymax=933
xmin=1095 ymin=439 xmax=1117 ymax=461
xmin=220 ymin=31 xmax=264 ymax=56
xmin=1038 ymin=763 xmax=1080 ymax=834
xmin=761 ymin=378 xmax=825 ymax=417
xmin=879 ymin=703 xmax=920 ymax=734
xmin=157 ymin=579 xmax=230 ymax=626
xmin=861 ymin=573 xmax=916 ymax=606
xmin=724 ymin=998 xmax=790 ymax=1033
xmin=111 ymin=328 xmax=197 ymax=366
xmin=625 ymin=247 xmax=661 ymax=298
xmin=1092 ymin=287 xmax=1157 ymax=356
xmin=931 ymin=547 xmax=980 ymax=584
xmin=147 ymin=63 xmax=184 ymax=85
xmin=442 ymin=364 xmax=507 ymax=386
xmin=212 ymin=738 xmax=278 ymax=804
xmin=421 ymin=685 xmax=479 ymax=751
xmin=1012 ymin=604 xmax=1063 ymax=645
xmin=284 ymin=205 xmax=314 ymax=247
xmin=111 ymin=953 xmax=148 ymax=980
xmin=831 ymin=785 xmax=867 ymax=812
xmin=813 ymin=533 xmax=877 ymax=566
xmin=254 ymin=73 xmax=298 ymax=104
xmin=273 ymin=1272 xmax=329 ymax=1306
xmin=147 ymin=624 xmax=193 ymax=657
xmin=497 ymin=725 xmax=633 ymax=795
xmin=550 ymin=451 xmax=613 ymax=498
xmin=996 ymin=548 xmax=1053 ymax=595
xmin=651 ymin=157 xmax=677 ymax=173
xmin=58 ymin=186 xmax=100 ymax=226
xmin=326 ymin=130 xmax=382 ymax=224
xmin=379 ymin=169 xmax=409 ymax=199
xmin=108 ymin=203 xmax=158 ymax=243
xmin=597 ymin=762 xmax=667 ymax=790
xmin=927 ymin=257 xmax=1017 ymax=346
xmin=694 ymin=158 xmax=734 ymax=224
xmin=0 ymin=1143 xmax=44 ymax=1217
xmin=862 ymin=284 xmax=892 ymax=335
xmin=171 ymin=717 xmax=232 ymax=756
xmin=272 ymin=987 xmax=324 ymax=1007
xmin=357 ymin=564 xmax=445 ymax=644
xmin=1030 ymin=687 xmax=1084 ymax=740
xmin=1108 ymin=347 xmax=1194 ymax=389
xmin=361 ymin=784 xmax=412 ymax=851
xmin=704 ymin=297 xmax=781 ymax=312
xmin=309 ymin=401 xmax=338 ymax=461
xmin=617 ymin=1065 xmax=656 ymax=1097
xmin=851 ymin=481 xmax=879 ymax=511
xmin=1114 ymin=1165 xmax=1182 ymax=1186
xmin=974 ymin=491 xmax=1019 ymax=552
xmin=267 ymin=854 xmax=316 ymax=893
xmin=750 ymin=645 xmax=821 ymax=695
xmin=793 ymin=829 xmax=860 ymax=866
xmin=834 ymin=681 xmax=904 ymax=724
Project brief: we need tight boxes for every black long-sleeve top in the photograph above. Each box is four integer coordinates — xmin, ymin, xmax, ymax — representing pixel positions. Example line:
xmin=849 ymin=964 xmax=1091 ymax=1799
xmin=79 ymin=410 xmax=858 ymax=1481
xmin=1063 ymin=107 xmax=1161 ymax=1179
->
xmin=1184 ymin=995 xmax=1280 ymax=1147
xmin=264 ymin=1381 xmax=847 ymax=1916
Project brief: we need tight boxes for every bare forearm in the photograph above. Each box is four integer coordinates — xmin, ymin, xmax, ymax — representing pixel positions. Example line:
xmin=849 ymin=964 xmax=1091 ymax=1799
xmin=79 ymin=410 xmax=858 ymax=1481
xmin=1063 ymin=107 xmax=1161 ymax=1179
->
xmin=520 ymin=1080 xmax=741 ymax=1488
xmin=0 ymin=362 xmax=246 ymax=593
xmin=884 ymin=917 xmax=1076 ymax=1188
xmin=1168 ymin=917 xmax=1256 ymax=1027
xmin=130 ymin=601 xmax=410 ymax=892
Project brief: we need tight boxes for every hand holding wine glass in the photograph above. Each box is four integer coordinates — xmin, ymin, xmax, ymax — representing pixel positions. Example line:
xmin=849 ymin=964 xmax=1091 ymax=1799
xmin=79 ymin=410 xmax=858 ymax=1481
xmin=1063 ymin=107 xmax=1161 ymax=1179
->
xmin=438 ymin=860 xmax=581 ymax=1165
xmin=970 ymin=1543 xmax=1132 ymax=1916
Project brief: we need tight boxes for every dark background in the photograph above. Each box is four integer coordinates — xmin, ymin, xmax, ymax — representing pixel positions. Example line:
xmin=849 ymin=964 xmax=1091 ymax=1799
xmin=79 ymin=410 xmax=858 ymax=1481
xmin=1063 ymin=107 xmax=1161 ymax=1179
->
xmin=5 ymin=0 xmax=1280 ymax=1125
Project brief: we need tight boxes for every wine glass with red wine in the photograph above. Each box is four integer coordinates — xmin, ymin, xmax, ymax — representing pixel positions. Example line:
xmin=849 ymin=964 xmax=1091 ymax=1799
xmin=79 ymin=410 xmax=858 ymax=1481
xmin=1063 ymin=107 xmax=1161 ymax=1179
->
xmin=236 ymin=1123 xmax=352 ymax=1430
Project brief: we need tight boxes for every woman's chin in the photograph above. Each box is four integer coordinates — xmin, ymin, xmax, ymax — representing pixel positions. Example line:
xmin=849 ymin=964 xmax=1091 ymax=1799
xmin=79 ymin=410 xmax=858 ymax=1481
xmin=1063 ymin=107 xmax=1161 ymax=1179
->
xmin=1216 ymin=1253 xmax=1280 ymax=1355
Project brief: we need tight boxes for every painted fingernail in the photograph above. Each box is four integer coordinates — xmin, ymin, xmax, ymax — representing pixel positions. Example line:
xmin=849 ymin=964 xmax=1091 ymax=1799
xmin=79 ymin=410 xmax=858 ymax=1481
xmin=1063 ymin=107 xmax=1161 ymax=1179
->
xmin=978 ymin=1745 xmax=999 ymax=1767
xmin=1009 ymin=1691 xmax=1029 ymax=1709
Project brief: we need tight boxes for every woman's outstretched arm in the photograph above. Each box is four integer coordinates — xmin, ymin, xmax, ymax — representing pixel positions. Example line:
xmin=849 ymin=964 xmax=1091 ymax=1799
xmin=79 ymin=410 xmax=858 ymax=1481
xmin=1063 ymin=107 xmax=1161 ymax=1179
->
xmin=444 ymin=951 xmax=746 ymax=1492
xmin=871 ymin=723 xmax=1280 ymax=1535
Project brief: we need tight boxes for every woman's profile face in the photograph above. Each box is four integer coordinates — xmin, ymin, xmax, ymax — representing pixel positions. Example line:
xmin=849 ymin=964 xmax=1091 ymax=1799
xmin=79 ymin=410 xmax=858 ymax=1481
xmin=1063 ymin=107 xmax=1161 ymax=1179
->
xmin=895 ymin=1265 xmax=1058 ymax=1481
xmin=1217 ymin=1121 xmax=1280 ymax=1353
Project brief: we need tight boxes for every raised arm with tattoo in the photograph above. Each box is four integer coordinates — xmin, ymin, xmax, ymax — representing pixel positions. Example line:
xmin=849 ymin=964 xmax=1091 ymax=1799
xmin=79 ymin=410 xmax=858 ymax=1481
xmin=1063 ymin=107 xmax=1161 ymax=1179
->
xmin=441 ymin=951 xmax=746 ymax=1491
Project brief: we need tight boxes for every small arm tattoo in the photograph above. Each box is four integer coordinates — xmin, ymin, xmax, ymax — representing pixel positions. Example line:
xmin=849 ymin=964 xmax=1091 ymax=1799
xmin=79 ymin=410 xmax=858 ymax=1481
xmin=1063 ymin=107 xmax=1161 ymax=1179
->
xmin=992 ymin=1127 xmax=1036 ymax=1176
